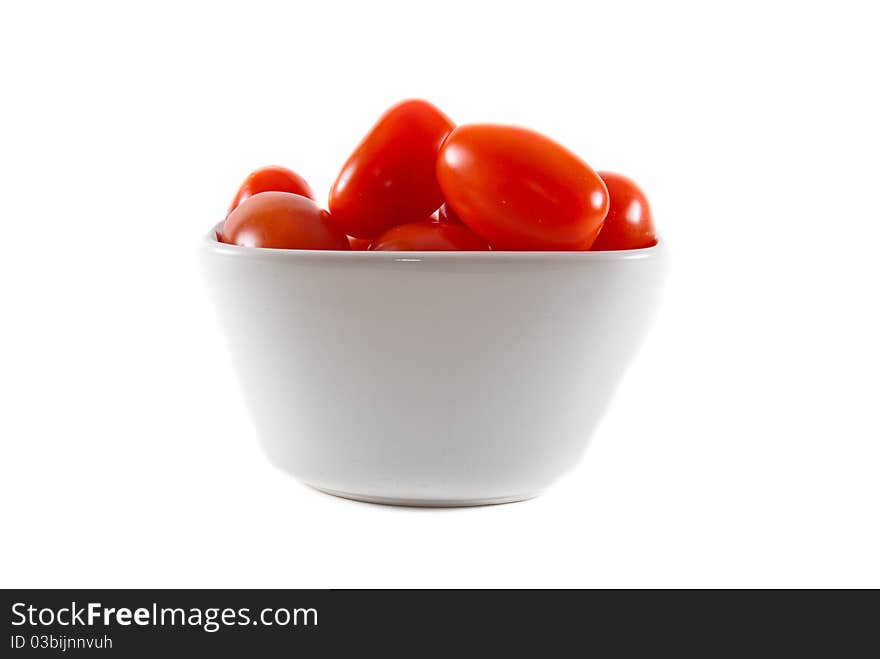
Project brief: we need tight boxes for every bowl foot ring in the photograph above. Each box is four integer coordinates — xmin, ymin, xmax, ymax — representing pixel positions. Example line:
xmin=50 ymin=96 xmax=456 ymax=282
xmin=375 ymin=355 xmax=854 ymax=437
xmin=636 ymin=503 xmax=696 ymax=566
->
xmin=306 ymin=484 xmax=540 ymax=508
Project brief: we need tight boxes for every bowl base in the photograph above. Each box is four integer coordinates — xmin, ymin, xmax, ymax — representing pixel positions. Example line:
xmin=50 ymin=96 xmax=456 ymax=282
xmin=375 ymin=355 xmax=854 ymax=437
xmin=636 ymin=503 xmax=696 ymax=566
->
xmin=306 ymin=484 xmax=540 ymax=508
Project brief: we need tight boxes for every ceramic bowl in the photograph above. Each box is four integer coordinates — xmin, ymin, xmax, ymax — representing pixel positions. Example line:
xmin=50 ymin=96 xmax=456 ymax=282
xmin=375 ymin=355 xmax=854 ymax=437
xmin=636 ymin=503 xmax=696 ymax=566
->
xmin=201 ymin=228 xmax=666 ymax=506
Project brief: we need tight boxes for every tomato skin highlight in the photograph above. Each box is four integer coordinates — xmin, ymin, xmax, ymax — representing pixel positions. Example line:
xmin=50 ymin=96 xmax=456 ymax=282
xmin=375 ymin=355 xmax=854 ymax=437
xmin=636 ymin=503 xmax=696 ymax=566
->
xmin=590 ymin=172 xmax=657 ymax=251
xmin=348 ymin=236 xmax=372 ymax=250
xmin=221 ymin=191 xmax=350 ymax=250
xmin=229 ymin=166 xmax=314 ymax=213
xmin=437 ymin=124 xmax=609 ymax=250
xmin=329 ymin=99 xmax=455 ymax=239
xmin=370 ymin=222 xmax=490 ymax=251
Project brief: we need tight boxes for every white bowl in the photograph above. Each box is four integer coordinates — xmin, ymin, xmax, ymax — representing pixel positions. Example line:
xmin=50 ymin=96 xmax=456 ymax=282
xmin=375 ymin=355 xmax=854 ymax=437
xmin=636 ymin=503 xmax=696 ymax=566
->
xmin=201 ymin=228 xmax=666 ymax=506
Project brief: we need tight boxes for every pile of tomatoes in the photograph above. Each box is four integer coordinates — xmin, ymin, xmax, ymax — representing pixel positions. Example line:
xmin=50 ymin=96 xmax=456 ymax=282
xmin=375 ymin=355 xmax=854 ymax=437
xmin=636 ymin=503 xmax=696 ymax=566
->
xmin=219 ymin=100 xmax=656 ymax=251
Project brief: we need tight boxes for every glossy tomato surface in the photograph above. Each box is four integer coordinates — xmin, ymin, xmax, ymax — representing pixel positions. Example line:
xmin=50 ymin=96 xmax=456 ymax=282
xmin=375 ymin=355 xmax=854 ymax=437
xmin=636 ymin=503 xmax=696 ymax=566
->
xmin=437 ymin=125 xmax=609 ymax=250
xmin=590 ymin=172 xmax=657 ymax=250
xmin=221 ymin=191 xmax=349 ymax=250
xmin=370 ymin=222 xmax=490 ymax=251
xmin=228 ymin=166 xmax=314 ymax=213
xmin=329 ymin=99 xmax=454 ymax=239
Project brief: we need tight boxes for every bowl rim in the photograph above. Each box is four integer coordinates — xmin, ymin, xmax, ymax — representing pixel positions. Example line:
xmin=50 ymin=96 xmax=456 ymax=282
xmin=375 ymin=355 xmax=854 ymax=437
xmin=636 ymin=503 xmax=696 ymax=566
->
xmin=202 ymin=223 xmax=664 ymax=262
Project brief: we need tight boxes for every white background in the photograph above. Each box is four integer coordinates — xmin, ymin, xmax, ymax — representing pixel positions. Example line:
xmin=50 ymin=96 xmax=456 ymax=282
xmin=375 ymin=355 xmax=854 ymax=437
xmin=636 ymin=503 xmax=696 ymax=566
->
xmin=1 ymin=1 xmax=878 ymax=588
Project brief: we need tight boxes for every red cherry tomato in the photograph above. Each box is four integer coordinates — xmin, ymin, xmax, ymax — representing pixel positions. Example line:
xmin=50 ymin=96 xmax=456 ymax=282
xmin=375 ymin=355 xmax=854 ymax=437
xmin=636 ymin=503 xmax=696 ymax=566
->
xmin=348 ymin=236 xmax=372 ymax=250
xmin=437 ymin=125 xmax=609 ymax=250
xmin=590 ymin=172 xmax=657 ymax=250
xmin=436 ymin=202 xmax=463 ymax=224
xmin=329 ymin=99 xmax=454 ymax=239
xmin=221 ymin=191 xmax=350 ymax=250
xmin=228 ymin=166 xmax=314 ymax=213
xmin=371 ymin=222 xmax=490 ymax=251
